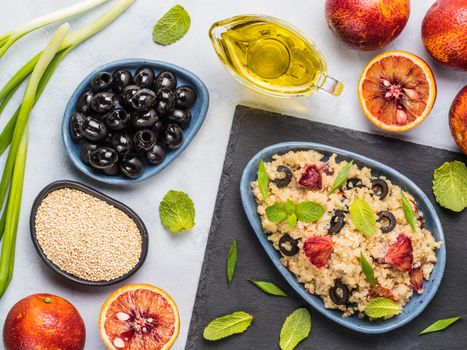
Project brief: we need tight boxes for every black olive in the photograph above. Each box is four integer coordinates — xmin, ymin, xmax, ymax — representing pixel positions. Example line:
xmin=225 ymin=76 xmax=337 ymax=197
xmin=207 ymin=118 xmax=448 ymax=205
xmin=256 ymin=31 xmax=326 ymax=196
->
xmin=377 ymin=211 xmax=396 ymax=233
xmin=133 ymin=128 xmax=157 ymax=151
xmin=155 ymin=71 xmax=177 ymax=91
xmin=174 ymin=85 xmax=197 ymax=109
xmin=372 ymin=178 xmax=389 ymax=200
xmin=89 ymin=147 xmax=118 ymax=170
xmin=167 ymin=108 xmax=191 ymax=129
xmin=80 ymin=142 xmax=98 ymax=165
xmin=153 ymin=119 xmax=166 ymax=135
xmin=122 ymin=85 xmax=141 ymax=107
xmin=102 ymin=162 xmax=120 ymax=176
xmin=90 ymin=92 xmax=118 ymax=113
xmin=131 ymin=88 xmax=156 ymax=111
xmin=90 ymin=72 xmax=113 ymax=92
xmin=120 ymin=154 xmax=144 ymax=178
xmin=80 ymin=117 xmax=108 ymax=141
xmin=104 ymin=108 xmax=130 ymax=130
xmin=131 ymin=109 xmax=158 ymax=128
xmin=328 ymin=210 xmax=346 ymax=234
xmin=163 ymin=123 xmax=183 ymax=150
xmin=111 ymin=133 xmax=133 ymax=154
xmin=134 ymin=66 xmax=155 ymax=89
xmin=146 ymin=144 xmax=166 ymax=165
xmin=272 ymin=165 xmax=293 ymax=187
xmin=70 ymin=112 xmax=85 ymax=141
xmin=345 ymin=177 xmax=364 ymax=190
xmin=329 ymin=279 xmax=350 ymax=305
xmin=112 ymin=69 xmax=133 ymax=92
xmin=76 ymin=90 xmax=94 ymax=113
xmin=278 ymin=234 xmax=299 ymax=256
xmin=155 ymin=89 xmax=175 ymax=116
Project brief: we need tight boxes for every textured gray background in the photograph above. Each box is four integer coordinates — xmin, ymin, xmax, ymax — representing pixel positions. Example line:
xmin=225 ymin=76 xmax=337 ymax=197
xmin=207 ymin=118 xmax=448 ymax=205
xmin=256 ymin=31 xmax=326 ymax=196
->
xmin=187 ymin=105 xmax=467 ymax=350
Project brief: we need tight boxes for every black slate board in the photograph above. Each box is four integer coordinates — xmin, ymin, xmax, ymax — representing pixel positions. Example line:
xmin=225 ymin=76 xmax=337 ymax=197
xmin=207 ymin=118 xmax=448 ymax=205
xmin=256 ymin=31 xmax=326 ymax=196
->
xmin=187 ymin=105 xmax=467 ymax=350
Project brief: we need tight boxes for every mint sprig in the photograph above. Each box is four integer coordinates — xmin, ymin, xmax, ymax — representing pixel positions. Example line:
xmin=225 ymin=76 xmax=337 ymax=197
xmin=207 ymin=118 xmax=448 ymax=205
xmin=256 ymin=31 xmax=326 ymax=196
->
xmin=265 ymin=200 xmax=325 ymax=228
xmin=419 ymin=316 xmax=461 ymax=335
xmin=249 ymin=280 xmax=288 ymax=297
xmin=257 ymin=158 xmax=270 ymax=203
xmin=159 ymin=190 xmax=195 ymax=233
xmin=152 ymin=5 xmax=191 ymax=46
xmin=227 ymin=240 xmax=237 ymax=286
xmin=203 ymin=311 xmax=254 ymax=341
xmin=279 ymin=308 xmax=312 ymax=350
xmin=365 ymin=297 xmax=401 ymax=318
xmin=401 ymin=190 xmax=416 ymax=232
xmin=360 ymin=252 xmax=376 ymax=288
xmin=432 ymin=161 xmax=467 ymax=212
xmin=328 ymin=160 xmax=353 ymax=194
xmin=350 ymin=197 xmax=376 ymax=236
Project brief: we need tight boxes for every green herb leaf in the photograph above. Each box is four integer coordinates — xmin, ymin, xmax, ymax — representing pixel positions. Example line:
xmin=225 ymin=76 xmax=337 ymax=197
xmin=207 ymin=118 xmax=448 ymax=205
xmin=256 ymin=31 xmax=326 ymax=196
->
xmin=287 ymin=213 xmax=297 ymax=228
xmin=365 ymin=297 xmax=401 ymax=318
xmin=227 ymin=240 xmax=237 ymax=286
xmin=257 ymin=159 xmax=270 ymax=203
xmin=295 ymin=201 xmax=325 ymax=222
xmin=419 ymin=316 xmax=461 ymax=335
xmin=265 ymin=203 xmax=287 ymax=223
xmin=433 ymin=161 xmax=467 ymax=212
xmin=279 ymin=308 xmax=312 ymax=350
xmin=401 ymin=190 xmax=416 ymax=232
xmin=249 ymin=280 xmax=288 ymax=297
xmin=152 ymin=4 xmax=191 ymax=46
xmin=159 ymin=190 xmax=195 ymax=233
xmin=328 ymin=160 xmax=353 ymax=194
xmin=284 ymin=199 xmax=296 ymax=214
xmin=350 ymin=197 xmax=376 ymax=236
xmin=203 ymin=311 xmax=254 ymax=341
xmin=360 ymin=252 xmax=376 ymax=288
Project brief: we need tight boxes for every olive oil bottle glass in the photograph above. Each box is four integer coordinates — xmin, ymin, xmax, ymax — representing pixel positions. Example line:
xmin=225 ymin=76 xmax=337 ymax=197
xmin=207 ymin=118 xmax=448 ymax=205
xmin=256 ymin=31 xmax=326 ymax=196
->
xmin=209 ymin=15 xmax=343 ymax=97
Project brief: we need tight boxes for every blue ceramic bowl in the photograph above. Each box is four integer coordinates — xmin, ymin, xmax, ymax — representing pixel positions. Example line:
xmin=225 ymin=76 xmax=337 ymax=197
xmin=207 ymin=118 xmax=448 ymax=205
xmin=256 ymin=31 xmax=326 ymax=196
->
xmin=240 ymin=142 xmax=446 ymax=334
xmin=62 ymin=59 xmax=209 ymax=185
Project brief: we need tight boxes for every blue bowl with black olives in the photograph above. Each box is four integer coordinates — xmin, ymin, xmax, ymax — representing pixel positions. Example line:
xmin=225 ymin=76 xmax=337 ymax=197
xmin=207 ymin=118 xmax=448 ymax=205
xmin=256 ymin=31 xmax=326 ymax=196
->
xmin=62 ymin=59 xmax=209 ymax=185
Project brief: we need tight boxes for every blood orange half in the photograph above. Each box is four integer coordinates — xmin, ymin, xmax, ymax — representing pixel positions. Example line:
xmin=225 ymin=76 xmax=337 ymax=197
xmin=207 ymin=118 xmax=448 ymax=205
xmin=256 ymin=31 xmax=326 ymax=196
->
xmin=358 ymin=50 xmax=437 ymax=132
xmin=99 ymin=284 xmax=180 ymax=350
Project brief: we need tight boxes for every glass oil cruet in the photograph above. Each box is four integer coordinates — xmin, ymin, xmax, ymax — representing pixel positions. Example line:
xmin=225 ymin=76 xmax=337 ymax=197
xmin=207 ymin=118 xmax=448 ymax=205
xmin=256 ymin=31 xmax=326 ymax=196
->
xmin=209 ymin=15 xmax=344 ymax=98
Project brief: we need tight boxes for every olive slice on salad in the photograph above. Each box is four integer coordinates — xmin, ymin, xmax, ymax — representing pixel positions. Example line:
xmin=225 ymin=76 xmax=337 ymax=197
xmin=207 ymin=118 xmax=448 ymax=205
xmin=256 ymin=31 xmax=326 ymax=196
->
xmin=328 ymin=210 xmax=346 ymax=234
xmin=278 ymin=234 xmax=299 ymax=257
xmin=329 ymin=279 xmax=350 ymax=305
xmin=272 ymin=165 xmax=293 ymax=187
xmin=345 ymin=177 xmax=365 ymax=190
xmin=377 ymin=211 xmax=396 ymax=233
xmin=372 ymin=178 xmax=389 ymax=200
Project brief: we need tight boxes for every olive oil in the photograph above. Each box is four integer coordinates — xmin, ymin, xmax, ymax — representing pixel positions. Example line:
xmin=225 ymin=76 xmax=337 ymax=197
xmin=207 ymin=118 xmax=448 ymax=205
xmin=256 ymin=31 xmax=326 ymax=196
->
xmin=209 ymin=15 xmax=343 ymax=97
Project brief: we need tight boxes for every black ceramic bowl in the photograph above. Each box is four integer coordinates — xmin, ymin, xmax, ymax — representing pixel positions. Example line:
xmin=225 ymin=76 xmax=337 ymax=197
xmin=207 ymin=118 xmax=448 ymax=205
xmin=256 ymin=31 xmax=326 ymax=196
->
xmin=30 ymin=180 xmax=149 ymax=287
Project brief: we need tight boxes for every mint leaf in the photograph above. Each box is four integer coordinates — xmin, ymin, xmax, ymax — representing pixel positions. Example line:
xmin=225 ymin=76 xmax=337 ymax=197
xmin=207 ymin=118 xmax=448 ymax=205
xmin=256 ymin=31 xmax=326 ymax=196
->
xmin=227 ymin=240 xmax=237 ymax=286
xmin=360 ymin=252 xmax=376 ymax=288
xmin=280 ymin=308 xmax=312 ymax=350
xmin=433 ymin=161 xmax=467 ymax=212
xmin=257 ymin=159 xmax=270 ymax=203
xmin=152 ymin=5 xmax=191 ymax=46
xmin=295 ymin=201 xmax=325 ymax=222
xmin=266 ymin=203 xmax=287 ymax=223
xmin=350 ymin=197 xmax=376 ymax=236
xmin=328 ymin=160 xmax=353 ymax=194
xmin=419 ymin=316 xmax=461 ymax=335
xmin=159 ymin=190 xmax=195 ymax=232
xmin=287 ymin=213 xmax=297 ymax=228
xmin=203 ymin=311 xmax=254 ymax=341
xmin=284 ymin=199 xmax=296 ymax=214
xmin=365 ymin=297 xmax=401 ymax=318
xmin=249 ymin=280 xmax=288 ymax=297
xmin=401 ymin=190 xmax=416 ymax=232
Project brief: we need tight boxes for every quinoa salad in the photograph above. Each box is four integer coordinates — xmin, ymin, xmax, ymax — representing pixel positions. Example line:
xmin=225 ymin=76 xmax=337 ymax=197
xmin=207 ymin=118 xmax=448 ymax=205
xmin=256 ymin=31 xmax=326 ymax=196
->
xmin=251 ymin=150 xmax=441 ymax=319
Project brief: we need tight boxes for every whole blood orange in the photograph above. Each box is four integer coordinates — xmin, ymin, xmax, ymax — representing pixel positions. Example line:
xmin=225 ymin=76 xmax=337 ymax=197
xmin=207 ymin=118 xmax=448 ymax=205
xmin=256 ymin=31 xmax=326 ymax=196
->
xmin=99 ymin=284 xmax=180 ymax=350
xmin=358 ymin=51 xmax=437 ymax=132
xmin=325 ymin=0 xmax=410 ymax=51
xmin=422 ymin=0 xmax=467 ymax=71
xmin=449 ymin=86 xmax=467 ymax=154
xmin=3 ymin=294 xmax=85 ymax=350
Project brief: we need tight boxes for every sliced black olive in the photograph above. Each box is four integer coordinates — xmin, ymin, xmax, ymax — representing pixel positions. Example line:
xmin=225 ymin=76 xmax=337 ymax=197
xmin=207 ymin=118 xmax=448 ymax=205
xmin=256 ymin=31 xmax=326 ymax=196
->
xmin=80 ymin=117 xmax=108 ymax=141
xmin=122 ymin=85 xmax=141 ymax=107
xmin=90 ymin=72 xmax=113 ymax=92
xmin=377 ymin=211 xmax=396 ymax=233
xmin=272 ymin=165 xmax=293 ymax=187
xmin=131 ymin=109 xmax=158 ymax=128
xmin=167 ymin=109 xmax=191 ymax=129
xmin=90 ymin=92 xmax=118 ymax=113
xmin=155 ymin=71 xmax=177 ymax=91
xmin=89 ymin=147 xmax=118 ymax=170
xmin=70 ymin=112 xmax=85 ymax=141
xmin=133 ymin=129 xmax=157 ymax=151
xmin=131 ymin=88 xmax=156 ymax=111
xmin=76 ymin=90 xmax=94 ymax=113
xmin=120 ymin=154 xmax=144 ymax=178
xmin=134 ymin=66 xmax=155 ymax=89
xmin=278 ymin=234 xmax=299 ymax=256
xmin=163 ymin=123 xmax=183 ymax=150
xmin=174 ymin=85 xmax=197 ymax=109
xmin=329 ymin=279 xmax=350 ymax=305
xmin=146 ymin=144 xmax=166 ymax=165
xmin=104 ymin=108 xmax=130 ymax=130
xmin=155 ymin=89 xmax=175 ymax=116
xmin=345 ymin=177 xmax=364 ymax=190
xmin=328 ymin=210 xmax=345 ymax=234
xmin=111 ymin=133 xmax=133 ymax=154
xmin=80 ymin=142 xmax=98 ymax=165
xmin=372 ymin=178 xmax=389 ymax=200
xmin=112 ymin=69 xmax=133 ymax=92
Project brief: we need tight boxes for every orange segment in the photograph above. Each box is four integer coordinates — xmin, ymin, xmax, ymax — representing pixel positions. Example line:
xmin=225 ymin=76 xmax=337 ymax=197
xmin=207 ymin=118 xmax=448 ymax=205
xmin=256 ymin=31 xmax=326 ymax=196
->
xmin=358 ymin=50 xmax=437 ymax=132
xmin=99 ymin=284 xmax=180 ymax=350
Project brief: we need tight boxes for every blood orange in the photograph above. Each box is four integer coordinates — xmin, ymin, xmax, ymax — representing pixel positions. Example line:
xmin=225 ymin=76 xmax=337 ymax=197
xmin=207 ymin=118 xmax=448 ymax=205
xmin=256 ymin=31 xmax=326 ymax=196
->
xmin=358 ymin=50 xmax=437 ymax=132
xmin=99 ymin=284 xmax=180 ymax=350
